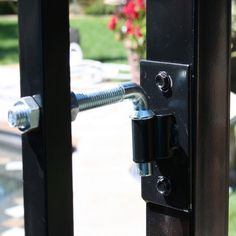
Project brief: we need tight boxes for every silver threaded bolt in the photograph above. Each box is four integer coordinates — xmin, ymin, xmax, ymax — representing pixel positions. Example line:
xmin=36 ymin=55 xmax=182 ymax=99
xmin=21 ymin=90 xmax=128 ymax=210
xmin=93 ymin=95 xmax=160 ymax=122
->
xmin=72 ymin=82 xmax=153 ymax=177
xmin=72 ymin=82 xmax=149 ymax=115
xmin=8 ymin=104 xmax=30 ymax=129
xmin=75 ymin=85 xmax=125 ymax=112
xmin=8 ymin=83 xmax=153 ymax=177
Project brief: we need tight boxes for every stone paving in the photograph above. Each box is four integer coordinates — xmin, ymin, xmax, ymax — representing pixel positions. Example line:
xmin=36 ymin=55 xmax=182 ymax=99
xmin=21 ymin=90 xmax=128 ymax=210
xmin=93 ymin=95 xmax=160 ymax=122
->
xmin=0 ymin=65 xmax=146 ymax=236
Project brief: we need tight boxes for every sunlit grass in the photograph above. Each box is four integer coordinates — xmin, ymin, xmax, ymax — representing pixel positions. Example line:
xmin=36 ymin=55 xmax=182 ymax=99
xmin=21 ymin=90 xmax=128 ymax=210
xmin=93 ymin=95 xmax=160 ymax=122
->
xmin=229 ymin=191 xmax=236 ymax=236
xmin=0 ymin=18 xmax=19 ymax=64
xmin=0 ymin=15 xmax=127 ymax=65
xmin=70 ymin=15 xmax=127 ymax=63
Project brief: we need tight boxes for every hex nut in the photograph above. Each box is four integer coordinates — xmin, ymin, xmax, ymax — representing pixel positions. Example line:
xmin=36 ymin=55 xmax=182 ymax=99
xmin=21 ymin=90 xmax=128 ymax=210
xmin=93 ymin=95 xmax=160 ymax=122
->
xmin=8 ymin=96 xmax=40 ymax=132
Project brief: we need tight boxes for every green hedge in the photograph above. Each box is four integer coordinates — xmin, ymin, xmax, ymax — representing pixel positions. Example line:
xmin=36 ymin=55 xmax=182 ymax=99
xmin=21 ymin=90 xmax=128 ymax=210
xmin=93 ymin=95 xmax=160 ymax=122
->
xmin=85 ymin=0 xmax=115 ymax=15
xmin=0 ymin=2 xmax=17 ymax=15
xmin=77 ymin=0 xmax=96 ymax=8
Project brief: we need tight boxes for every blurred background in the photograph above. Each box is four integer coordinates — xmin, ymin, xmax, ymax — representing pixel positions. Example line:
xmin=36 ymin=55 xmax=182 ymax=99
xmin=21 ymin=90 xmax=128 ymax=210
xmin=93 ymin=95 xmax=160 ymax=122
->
xmin=0 ymin=0 xmax=235 ymax=235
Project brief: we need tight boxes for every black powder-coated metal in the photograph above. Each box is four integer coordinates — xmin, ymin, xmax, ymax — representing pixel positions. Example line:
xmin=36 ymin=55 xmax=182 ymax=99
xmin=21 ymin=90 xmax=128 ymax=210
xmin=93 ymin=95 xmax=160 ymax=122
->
xmin=141 ymin=60 xmax=191 ymax=211
xmin=16 ymin=0 xmax=230 ymax=234
xmin=146 ymin=0 xmax=194 ymax=64
xmin=18 ymin=0 xmax=74 ymax=235
xmin=132 ymin=113 xmax=176 ymax=164
xmin=194 ymin=0 xmax=230 ymax=235
xmin=144 ymin=0 xmax=230 ymax=235
xmin=154 ymin=114 xmax=176 ymax=159
xmin=146 ymin=203 xmax=190 ymax=236
xmin=132 ymin=117 xmax=155 ymax=163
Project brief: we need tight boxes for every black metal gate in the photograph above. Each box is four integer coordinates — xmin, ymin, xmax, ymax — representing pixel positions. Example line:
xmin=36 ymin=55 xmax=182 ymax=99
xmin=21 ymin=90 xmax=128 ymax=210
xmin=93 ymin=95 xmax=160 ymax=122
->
xmin=16 ymin=0 xmax=230 ymax=235
xmin=144 ymin=0 xmax=230 ymax=235
xmin=18 ymin=0 xmax=73 ymax=235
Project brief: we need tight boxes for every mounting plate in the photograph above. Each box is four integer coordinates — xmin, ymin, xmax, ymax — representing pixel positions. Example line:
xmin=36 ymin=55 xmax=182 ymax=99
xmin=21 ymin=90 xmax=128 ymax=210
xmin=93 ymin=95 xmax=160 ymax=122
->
xmin=141 ymin=60 xmax=192 ymax=211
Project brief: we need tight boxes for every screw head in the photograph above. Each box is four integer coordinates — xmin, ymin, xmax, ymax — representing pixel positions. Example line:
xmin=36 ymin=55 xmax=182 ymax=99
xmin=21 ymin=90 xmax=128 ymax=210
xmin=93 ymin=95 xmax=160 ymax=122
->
xmin=156 ymin=176 xmax=172 ymax=196
xmin=155 ymin=71 xmax=172 ymax=92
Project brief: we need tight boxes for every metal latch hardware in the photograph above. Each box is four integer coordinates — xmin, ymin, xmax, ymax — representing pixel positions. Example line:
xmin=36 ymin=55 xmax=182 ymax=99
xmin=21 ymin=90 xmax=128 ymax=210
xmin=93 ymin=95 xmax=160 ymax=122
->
xmin=140 ymin=60 xmax=191 ymax=211
xmin=7 ymin=62 xmax=182 ymax=180
xmin=8 ymin=82 xmax=158 ymax=176
xmin=132 ymin=114 xmax=177 ymax=175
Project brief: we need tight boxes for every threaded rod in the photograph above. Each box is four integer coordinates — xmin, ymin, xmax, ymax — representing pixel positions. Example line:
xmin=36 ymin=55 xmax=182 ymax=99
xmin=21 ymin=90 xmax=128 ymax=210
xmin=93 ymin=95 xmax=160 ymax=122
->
xmin=8 ymin=105 xmax=29 ymax=128
xmin=73 ymin=82 xmax=149 ymax=114
xmin=75 ymin=86 xmax=125 ymax=112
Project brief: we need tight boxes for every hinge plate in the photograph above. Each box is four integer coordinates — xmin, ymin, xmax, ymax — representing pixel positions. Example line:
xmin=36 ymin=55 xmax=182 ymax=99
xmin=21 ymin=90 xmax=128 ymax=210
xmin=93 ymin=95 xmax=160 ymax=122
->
xmin=141 ymin=60 xmax=192 ymax=211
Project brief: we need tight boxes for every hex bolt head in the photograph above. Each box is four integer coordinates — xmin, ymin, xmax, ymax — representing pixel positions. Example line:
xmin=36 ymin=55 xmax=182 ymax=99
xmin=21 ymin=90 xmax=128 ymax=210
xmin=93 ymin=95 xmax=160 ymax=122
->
xmin=8 ymin=96 xmax=40 ymax=133
xmin=156 ymin=176 xmax=172 ymax=196
xmin=155 ymin=71 xmax=172 ymax=92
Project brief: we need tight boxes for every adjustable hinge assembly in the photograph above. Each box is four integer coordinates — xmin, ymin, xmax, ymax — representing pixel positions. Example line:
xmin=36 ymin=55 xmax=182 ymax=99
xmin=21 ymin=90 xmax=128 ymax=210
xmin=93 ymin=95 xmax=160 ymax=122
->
xmin=8 ymin=61 xmax=184 ymax=181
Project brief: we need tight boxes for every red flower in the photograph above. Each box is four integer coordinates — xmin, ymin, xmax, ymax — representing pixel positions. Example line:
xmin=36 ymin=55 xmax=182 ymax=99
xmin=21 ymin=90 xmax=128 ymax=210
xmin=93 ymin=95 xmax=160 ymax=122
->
xmin=136 ymin=0 xmax=145 ymax=10
xmin=108 ymin=16 xmax=118 ymax=30
xmin=122 ymin=0 xmax=138 ymax=19
xmin=125 ymin=20 xmax=133 ymax=35
xmin=134 ymin=26 xmax=142 ymax=38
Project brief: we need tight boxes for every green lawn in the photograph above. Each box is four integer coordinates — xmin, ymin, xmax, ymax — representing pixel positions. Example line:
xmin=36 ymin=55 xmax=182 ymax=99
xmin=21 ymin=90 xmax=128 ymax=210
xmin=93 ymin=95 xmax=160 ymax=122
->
xmin=0 ymin=18 xmax=19 ymax=64
xmin=70 ymin=16 xmax=127 ymax=63
xmin=229 ymin=192 xmax=236 ymax=236
xmin=0 ymin=15 xmax=127 ymax=65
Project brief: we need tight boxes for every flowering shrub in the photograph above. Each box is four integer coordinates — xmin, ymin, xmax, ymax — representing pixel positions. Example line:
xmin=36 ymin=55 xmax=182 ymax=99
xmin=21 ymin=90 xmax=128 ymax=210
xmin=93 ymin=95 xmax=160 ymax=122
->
xmin=107 ymin=0 xmax=146 ymax=58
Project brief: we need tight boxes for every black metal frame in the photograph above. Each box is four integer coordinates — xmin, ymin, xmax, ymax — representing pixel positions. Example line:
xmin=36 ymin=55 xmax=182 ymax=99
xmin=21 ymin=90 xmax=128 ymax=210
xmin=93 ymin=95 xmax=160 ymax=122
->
xmin=17 ymin=0 xmax=230 ymax=235
xmin=18 ymin=0 xmax=74 ymax=235
xmin=144 ymin=0 xmax=230 ymax=235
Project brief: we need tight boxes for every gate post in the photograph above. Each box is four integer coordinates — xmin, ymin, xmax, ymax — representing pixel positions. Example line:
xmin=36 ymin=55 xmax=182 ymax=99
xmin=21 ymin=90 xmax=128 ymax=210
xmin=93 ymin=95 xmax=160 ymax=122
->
xmin=144 ymin=0 xmax=230 ymax=235
xmin=18 ymin=0 xmax=74 ymax=235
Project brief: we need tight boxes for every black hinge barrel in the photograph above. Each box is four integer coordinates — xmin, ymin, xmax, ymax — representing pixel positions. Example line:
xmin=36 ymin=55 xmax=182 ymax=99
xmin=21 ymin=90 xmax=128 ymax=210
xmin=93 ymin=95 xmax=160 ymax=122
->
xmin=132 ymin=114 xmax=176 ymax=164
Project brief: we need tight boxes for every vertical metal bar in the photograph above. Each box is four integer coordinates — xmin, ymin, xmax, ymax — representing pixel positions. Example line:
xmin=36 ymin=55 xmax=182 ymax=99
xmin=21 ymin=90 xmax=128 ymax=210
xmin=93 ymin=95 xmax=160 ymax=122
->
xmin=194 ymin=0 xmax=230 ymax=235
xmin=145 ymin=1 xmax=193 ymax=235
xmin=146 ymin=0 xmax=194 ymax=64
xmin=18 ymin=0 xmax=74 ymax=235
xmin=145 ymin=0 xmax=230 ymax=235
